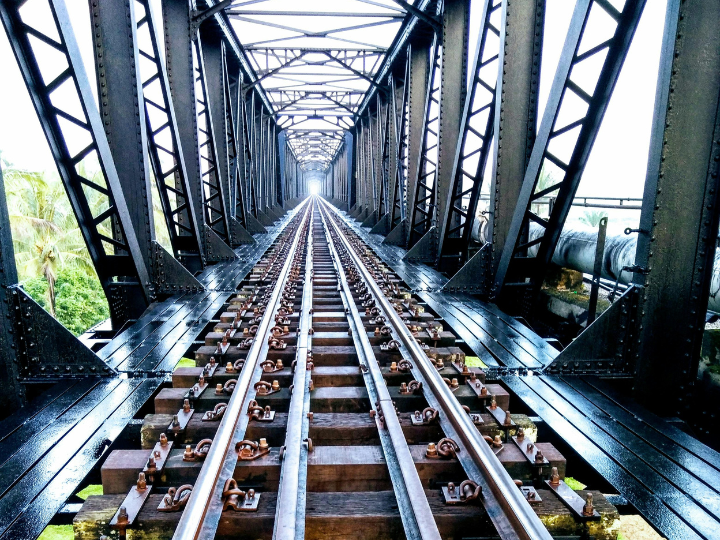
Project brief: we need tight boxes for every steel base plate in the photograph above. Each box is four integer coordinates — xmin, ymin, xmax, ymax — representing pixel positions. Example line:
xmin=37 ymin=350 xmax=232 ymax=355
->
xmin=513 ymin=435 xmax=549 ymax=465
xmin=545 ymin=480 xmax=600 ymax=520
xmin=110 ymin=485 xmax=152 ymax=527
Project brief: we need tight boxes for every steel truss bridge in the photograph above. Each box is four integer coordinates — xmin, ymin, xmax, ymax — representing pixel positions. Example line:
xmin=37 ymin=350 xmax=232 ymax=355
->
xmin=0 ymin=0 xmax=719 ymax=539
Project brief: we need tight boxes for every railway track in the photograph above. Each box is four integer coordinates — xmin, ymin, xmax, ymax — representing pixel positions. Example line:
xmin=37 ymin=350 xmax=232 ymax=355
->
xmin=78 ymin=197 xmax=618 ymax=540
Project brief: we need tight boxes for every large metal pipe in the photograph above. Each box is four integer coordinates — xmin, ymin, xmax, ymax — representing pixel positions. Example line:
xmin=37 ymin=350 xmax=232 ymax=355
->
xmin=485 ymin=223 xmax=720 ymax=313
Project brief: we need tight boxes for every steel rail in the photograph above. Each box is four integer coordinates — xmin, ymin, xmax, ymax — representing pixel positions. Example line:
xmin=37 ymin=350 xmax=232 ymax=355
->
xmin=172 ymin=199 xmax=312 ymax=540
xmin=272 ymin=204 xmax=314 ymax=540
xmin=319 ymin=205 xmax=442 ymax=540
xmin=319 ymin=197 xmax=553 ymax=540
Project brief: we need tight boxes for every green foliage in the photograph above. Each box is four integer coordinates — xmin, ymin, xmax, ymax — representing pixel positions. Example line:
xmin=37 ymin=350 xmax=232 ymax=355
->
xmin=464 ymin=356 xmax=487 ymax=368
xmin=579 ymin=210 xmax=608 ymax=228
xmin=37 ymin=525 xmax=72 ymax=540
xmin=175 ymin=357 xmax=197 ymax=369
xmin=564 ymin=477 xmax=587 ymax=490
xmin=76 ymin=484 xmax=103 ymax=500
xmin=1 ymin=157 xmax=111 ymax=334
xmin=23 ymin=269 xmax=109 ymax=335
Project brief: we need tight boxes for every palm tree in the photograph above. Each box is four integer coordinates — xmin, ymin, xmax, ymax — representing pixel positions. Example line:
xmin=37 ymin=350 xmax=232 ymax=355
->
xmin=2 ymin=161 xmax=98 ymax=315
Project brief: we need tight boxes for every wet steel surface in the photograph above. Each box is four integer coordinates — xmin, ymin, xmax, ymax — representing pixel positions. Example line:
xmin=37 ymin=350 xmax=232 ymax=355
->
xmin=0 ymin=208 xmax=300 ymax=540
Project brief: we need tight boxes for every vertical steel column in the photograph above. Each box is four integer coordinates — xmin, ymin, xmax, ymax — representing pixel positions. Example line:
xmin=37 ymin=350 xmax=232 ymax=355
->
xmin=404 ymin=42 xmax=431 ymax=238
xmin=162 ymin=0 xmax=205 ymax=244
xmin=346 ymin=131 xmax=355 ymax=210
xmin=390 ymin=57 xmax=411 ymax=229
xmin=92 ymin=0 xmax=208 ymax=280
xmin=633 ymin=0 xmax=720 ymax=413
xmin=442 ymin=0 xmax=543 ymax=290
xmin=488 ymin=0 xmax=544 ymax=281
xmin=223 ymin=53 xmax=251 ymax=236
xmin=492 ymin=0 xmax=647 ymax=309
xmin=134 ymin=0 xmax=206 ymax=270
xmin=0 ymin=165 xmax=23 ymax=408
xmin=406 ymin=35 xmax=438 ymax=248
xmin=194 ymin=36 xmax=233 ymax=246
xmin=410 ymin=0 xmax=469 ymax=261
xmin=89 ymin=0 xmax=154 ymax=273
xmin=200 ymin=28 xmax=249 ymax=247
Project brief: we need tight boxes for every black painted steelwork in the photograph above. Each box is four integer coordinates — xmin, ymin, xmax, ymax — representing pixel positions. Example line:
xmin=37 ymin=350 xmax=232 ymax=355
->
xmin=0 ymin=0 xmax=151 ymax=328
xmin=135 ymin=0 xmax=206 ymax=269
xmin=436 ymin=0 xmax=501 ymax=274
xmin=492 ymin=0 xmax=646 ymax=309
xmin=407 ymin=33 xmax=441 ymax=249
xmin=631 ymin=0 xmax=720 ymax=413
xmin=193 ymin=36 xmax=233 ymax=245
xmin=389 ymin=60 xmax=410 ymax=229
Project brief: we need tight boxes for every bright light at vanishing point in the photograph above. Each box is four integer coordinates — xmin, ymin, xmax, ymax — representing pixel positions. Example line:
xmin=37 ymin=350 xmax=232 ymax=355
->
xmin=308 ymin=181 xmax=320 ymax=195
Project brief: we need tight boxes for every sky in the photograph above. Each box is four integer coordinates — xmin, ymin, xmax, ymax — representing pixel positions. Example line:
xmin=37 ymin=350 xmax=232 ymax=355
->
xmin=0 ymin=0 xmax=668 ymax=223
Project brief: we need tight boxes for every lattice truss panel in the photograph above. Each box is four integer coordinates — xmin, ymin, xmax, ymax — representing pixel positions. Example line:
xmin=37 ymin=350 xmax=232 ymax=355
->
xmin=227 ymin=0 xmax=405 ymax=171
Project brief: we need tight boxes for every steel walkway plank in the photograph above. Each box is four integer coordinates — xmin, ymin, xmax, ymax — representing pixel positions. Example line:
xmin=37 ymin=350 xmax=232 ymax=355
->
xmin=503 ymin=374 xmax=716 ymax=540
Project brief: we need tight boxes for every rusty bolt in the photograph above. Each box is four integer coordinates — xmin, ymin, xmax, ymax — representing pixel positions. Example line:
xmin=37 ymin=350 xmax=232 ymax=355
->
xmin=307 ymin=411 xmax=314 ymax=421
xmin=450 ymin=378 xmax=459 ymax=389
xmin=183 ymin=399 xmax=191 ymax=413
xmin=117 ymin=506 xmax=129 ymax=525
xmin=550 ymin=466 xmax=560 ymax=486
xmin=426 ymin=442 xmax=438 ymax=458
xmin=582 ymin=493 xmax=594 ymax=516
xmin=504 ymin=411 xmax=512 ymax=426
xmin=534 ymin=450 xmax=544 ymax=464
xmin=490 ymin=396 xmax=497 ymax=410
xmin=516 ymin=427 xmax=525 ymax=441
xmin=258 ymin=438 xmax=269 ymax=452
xmin=389 ymin=361 xmax=398 ymax=372
xmin=160 ymin=433 xmax=168 ymax=446
xmin=136 ymin=472 xmax=147 ymax=490
xmin=271 ymin=380 xmax=280 ymax=392
xmin=276 ymin=359 xmax=284 ymax=370
xmin=215 ymin=383 xmax=224 ymax=395
xmin=183 ymin=445 xmax=193 ymax=460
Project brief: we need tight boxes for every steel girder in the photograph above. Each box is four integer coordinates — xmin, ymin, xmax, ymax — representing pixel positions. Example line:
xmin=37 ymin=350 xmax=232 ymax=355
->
xmin=193 ymin=34 xmax=233 ymax=246
xmin=90 ymin=0 xmax=207 ymax=295
xmin=242 ymin=91 xmax=259 ymax=219
xmin=0 ymin=0 xmax=151 ymax=328
xmin=408 ymin=0 xmax=470 ymax=262
xmin=407 ymin=34 xmax=442 ymax=249
xmin=162 ymin=0 xmax=208 ymax=254
xmin=134 ymin=0 xmax=206 ymax=270
xmin=222 ymin=49 xmax=250 ymax=232
xmin=630 ymin=0 xmax=720 ymax=413
xmin=389 ymin=61 xmax=410 ymax=229
xmin=443 ymin=0 xmax=544 ymax=294
xmin=492 ymin=0 xmax=647 ymax=310
xmin=435 ymin=0 xmax=501 ymax=275
xmin=377 ymin=94 xmax=390 ymax=219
